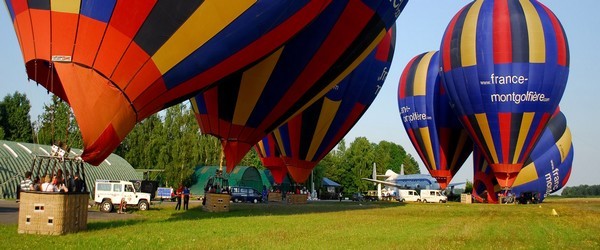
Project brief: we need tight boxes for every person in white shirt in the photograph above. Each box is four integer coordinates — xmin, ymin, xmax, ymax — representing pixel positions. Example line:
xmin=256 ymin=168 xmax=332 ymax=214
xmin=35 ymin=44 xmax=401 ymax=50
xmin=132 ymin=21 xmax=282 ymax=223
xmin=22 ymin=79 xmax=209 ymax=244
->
xmin=41 ymin=175 xmax=58 ymax=192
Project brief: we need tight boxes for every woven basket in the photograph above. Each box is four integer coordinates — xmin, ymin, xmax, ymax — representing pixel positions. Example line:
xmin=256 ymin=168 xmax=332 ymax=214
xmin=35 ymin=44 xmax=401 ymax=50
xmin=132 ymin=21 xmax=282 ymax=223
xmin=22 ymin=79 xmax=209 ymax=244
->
xmin=18 ymin=191 xmax=89 ymax=235
xmin=203 ymin=193 xmax=230 ymax=212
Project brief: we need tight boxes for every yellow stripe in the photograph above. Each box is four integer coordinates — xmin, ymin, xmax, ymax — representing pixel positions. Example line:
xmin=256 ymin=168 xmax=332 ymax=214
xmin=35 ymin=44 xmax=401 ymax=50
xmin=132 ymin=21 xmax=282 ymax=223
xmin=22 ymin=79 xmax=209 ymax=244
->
xmin=256 ymin=141 xmax=266 ymax=156
xmin=233 ymin=47 xmax=283 ymax=125
xmin=513 ymin=112 xmax=534 ymax=164
xmin=306 ymin=99 xmax=341 ymax=160
xmin=413 ymin=51 xmax=435 ymax=96
xmin=419 ymin=127 xmax=437 ymax=170
xmin=288 ymin=29 xmax=387 ymax=123
xmin=556 ymin=127 xmax=572 ymax=162
xmin=460 ymin=0 xmax=482 ymax=67
xmin=152 ymin=0 xmax=255 ymax=74
xmin=475 ymin=113 xmax=499 ymax=163
xmin=512 ymin=162 xmax=538 ymax=187
xmin=450 ymin=131 xmax=469 ymax=172
xmin=51 ymin=0 xmax=80 ymax=14
xmin=520 ymin=0 xmax=545 ymax=63
xmin=190 ymin=98 xmax=199 ymax=114
xmin=273 ymin=130 xmax=287 ymax=157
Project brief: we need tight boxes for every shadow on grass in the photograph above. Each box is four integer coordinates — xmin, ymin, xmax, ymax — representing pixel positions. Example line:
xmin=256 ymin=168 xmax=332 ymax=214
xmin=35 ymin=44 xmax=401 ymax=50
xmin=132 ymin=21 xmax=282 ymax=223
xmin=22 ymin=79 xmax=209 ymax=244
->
xmin=164 ymin=200 xmax=406 ymax=223
xmin=86 ymin=217 xmax=148 ymax=232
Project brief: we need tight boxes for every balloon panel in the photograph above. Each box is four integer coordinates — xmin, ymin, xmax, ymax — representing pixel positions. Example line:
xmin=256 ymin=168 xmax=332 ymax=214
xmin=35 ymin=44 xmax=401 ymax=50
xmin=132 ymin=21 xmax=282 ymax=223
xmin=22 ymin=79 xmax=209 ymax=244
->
xmin=255 ymin=134 xmax=287 ymax=184
xmin=440 ymin=0 xmax=569 ymax=187
xmin=398 ymin=51 xmax=473 ymax=189
xmin=5 ymin=0 xmax=330 ymax=164
xmin=191 ymin=0 xmax=407 ymax=172
xmin=276 ymin=27 xmax=395 ymax=183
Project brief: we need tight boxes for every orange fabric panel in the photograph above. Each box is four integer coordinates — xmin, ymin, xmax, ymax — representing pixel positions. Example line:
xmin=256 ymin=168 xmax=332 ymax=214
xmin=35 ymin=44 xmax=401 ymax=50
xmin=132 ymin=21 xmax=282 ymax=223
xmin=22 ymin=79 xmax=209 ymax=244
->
xmin=51 ymin=11 xmax=78 ymax=57
xmin=125 ymin=61 xmax=162 ymax=107
xmin=222 ymin=141 xmax=252 ymax=173
xmin=30 ymin=9 xmax=51 ymax=61
xmin=73 ymin=16 xmax=106 ymax=66
xmin=53 ymin=63 xmax=136 ymax=164
xmin=14 ymin=11 xmax=35 ymax=62
xmin=112 ymin=42 xmax=151 ymax=89
xmin=94 ymin=25 xmax=130 ymax=78
xmin=286 ymin=164 xmax=314 ymax=183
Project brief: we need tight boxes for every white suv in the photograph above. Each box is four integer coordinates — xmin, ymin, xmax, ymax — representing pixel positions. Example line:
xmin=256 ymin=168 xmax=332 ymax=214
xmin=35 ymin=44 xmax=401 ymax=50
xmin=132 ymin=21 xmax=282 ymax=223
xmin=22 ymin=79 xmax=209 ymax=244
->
xmin=94 ymin=180 xmax=151 ymax=212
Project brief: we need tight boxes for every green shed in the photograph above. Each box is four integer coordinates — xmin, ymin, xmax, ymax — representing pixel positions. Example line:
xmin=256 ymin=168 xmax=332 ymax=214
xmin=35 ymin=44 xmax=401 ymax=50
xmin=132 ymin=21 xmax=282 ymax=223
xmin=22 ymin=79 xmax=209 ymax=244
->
xmin=190 ymin=166 xmax=270 ymax=196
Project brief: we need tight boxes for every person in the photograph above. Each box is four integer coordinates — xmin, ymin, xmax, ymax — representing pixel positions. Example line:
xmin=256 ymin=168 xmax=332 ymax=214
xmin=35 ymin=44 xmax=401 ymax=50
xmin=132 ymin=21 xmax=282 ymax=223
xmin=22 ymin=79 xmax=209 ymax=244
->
xmin=262 ymin=185 xmax=268 ymax=203
xmin=175 ymin=184 xmax=183 ymax=210
xmin=73 ymin=172 xmax=85 ymax=192
xmin=183 ymin=186 xmax=190 ymax=210
xmin=338 ymin=191 xmax=343 ymax=202
xmin=117 ymin=197 xmax=126 ymax=214
xmin=32 ymin=176 xmax=41 ymax=191
xmin=65 ymin=170 xmax=75 ymax=192
xmin=17 ymin=171 xmax=34 ymax=202
xmin=41 ymin=175 xmax=57 ymax=192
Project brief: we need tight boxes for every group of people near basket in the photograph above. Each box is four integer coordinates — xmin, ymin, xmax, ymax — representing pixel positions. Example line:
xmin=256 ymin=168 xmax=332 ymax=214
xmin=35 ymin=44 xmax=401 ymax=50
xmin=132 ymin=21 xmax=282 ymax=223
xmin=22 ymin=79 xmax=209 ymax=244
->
xmin=174 ymin=184 xmax=191 ymax=210
xmin=18 ymin=169 xmax=85 ymax=197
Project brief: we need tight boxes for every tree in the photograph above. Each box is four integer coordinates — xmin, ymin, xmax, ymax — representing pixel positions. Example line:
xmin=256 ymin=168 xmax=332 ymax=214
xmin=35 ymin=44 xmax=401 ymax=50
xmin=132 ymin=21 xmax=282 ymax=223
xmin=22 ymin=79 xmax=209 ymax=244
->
xmin=35 ymin=95 xmax=82 ymax=148
xmin=0 ymin=92 xmax=33 ymax=142
xmin=343 ymin=137 xmax=375 ymax=194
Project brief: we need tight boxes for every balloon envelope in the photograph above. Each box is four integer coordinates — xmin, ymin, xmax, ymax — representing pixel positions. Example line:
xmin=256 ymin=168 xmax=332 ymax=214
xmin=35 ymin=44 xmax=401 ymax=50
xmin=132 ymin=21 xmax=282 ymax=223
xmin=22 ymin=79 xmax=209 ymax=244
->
xmin=275 ymin=27 xmax=395 ymax=183
xmin=440 ymin=0 xmax=570 ymax=188
xmin=191 ymin=0 xmax=407 ymax=172
xmin=255 ymin=134 xmax=287 ymax=184
xmin=512 ymin=111 xmax=573 ymax=202
xmin=398 ymin=51 xmax=473 ymax=189
xmin=472 ymin=147 xmax=500 ymax=203
xmin=4 ymin=0 xmax=330 ymax=165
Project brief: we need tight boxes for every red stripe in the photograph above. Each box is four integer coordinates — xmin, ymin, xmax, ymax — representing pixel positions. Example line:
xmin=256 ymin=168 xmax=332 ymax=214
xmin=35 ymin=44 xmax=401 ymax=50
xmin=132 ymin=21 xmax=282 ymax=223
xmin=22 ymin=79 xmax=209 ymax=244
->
xmin=540 ymin=4 xmax=567 ymax=66
xmin=288 ymin=115 xmax=303 ymax=160
xmin=498 ymin=112 xmax=511 ymax=163
xmin=204 ymin=90 xmax=220 ymax=136
xmin=407 ymin=129 xmax=428 ymax=170
xmin=399 ymin=56 xmax=418 ymax=99
xmin=375 ymin=29 xmax=391 ymax=62
xmin=10 ymin=0 xmax=28 ymax=16
xmin=561 ymin=167 xmax=571 ymax=186
xmin=520 ymin=113 xmax=551 ymax=162
xmin=441 ymin=7 xmax=463 ymax=71
xmin=493 ymin=0 xmax=512 ymax=64
xmin=110 ymin=0 xmax=156 ymax=39
xmin=438 ymin=128 xmax=450 ymax=171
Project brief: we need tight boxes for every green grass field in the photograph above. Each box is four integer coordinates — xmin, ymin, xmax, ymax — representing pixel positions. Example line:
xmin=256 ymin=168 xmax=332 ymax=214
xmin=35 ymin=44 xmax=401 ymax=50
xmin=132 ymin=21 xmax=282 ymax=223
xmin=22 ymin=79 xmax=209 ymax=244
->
xmin=2 ymin=198 xmax=599 ymax=249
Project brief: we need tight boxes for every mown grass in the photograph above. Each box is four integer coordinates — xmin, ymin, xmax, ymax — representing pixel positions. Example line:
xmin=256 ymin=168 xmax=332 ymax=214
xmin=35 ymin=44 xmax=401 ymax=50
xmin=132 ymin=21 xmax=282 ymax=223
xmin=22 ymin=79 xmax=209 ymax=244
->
xmin=1 ymin=198 xmax=599 ymax=249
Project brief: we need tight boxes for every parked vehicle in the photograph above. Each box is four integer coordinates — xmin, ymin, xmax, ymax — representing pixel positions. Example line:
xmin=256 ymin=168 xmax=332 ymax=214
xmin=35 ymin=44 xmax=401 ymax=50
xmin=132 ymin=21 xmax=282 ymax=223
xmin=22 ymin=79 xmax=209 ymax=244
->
xmin=419 ymin=189 xmax=447 ymax=203
xmin=94 ymin=180 xmax=152 ymax=212
xmin=397 ymin=189 xmax=421 ymax=202
xmin=156 ymin=187 xmax=175 ymax=201
xmin=352 ymin=192 xmax=365 ymax=202
xmin=230 ymin=186 xmax=262 ymax=203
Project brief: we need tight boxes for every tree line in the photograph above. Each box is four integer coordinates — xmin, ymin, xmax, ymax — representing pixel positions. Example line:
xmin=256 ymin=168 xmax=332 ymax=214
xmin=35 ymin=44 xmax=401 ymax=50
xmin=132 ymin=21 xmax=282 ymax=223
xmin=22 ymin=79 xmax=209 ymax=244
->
xmin=0 ymin=92 xmax=420 ymax=191
xmin=561 ymin=185 xmax=600 ymax=197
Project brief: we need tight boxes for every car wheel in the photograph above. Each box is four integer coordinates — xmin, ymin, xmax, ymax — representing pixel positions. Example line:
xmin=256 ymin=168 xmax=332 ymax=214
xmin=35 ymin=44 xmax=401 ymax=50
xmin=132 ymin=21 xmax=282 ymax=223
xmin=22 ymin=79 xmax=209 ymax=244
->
xmin=401 ymin=199 xmax=405 ymax=202
xmin=253 ymin=198 xmax=258 ymax=203
xmin=423 ymin=199 xmax=427 ymax=203
xmin=100 ymin=200 xmax=113 ymax=213
xmin=138 ymin=200 xmax=149 ymax=211
xmin=439 ymin=200 xmax=444 ymax=203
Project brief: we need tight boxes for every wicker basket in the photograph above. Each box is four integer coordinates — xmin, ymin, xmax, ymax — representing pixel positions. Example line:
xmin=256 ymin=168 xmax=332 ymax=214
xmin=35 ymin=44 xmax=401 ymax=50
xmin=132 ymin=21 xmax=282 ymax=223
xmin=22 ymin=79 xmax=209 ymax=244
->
xmin=268 ymin=192 xmax=282 ymax=202
xmin=286 ymin=194 xmax=308 ymax=204
xmin=203 ymin=193 xmax=230 ymax=212
xmin=461 ymin=193 xmax=472 ymax=204
xmin=18 ymin=191 xmax=89 ymax=235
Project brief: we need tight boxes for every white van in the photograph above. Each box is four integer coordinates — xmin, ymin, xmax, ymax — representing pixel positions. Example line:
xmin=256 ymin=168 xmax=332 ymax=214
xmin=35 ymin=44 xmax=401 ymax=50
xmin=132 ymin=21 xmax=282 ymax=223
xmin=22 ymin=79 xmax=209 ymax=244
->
xmin=397 ymin=190 xmax=421 ymax=202
xmin=420 ymin=189 xmax=447 ymax=203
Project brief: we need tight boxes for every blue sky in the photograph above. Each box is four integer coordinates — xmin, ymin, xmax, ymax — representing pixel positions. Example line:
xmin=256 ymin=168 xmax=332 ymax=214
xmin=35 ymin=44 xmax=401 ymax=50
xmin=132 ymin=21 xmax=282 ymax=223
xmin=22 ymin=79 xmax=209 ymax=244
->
xmin=1 ymin=1 xmax=598 ymax=189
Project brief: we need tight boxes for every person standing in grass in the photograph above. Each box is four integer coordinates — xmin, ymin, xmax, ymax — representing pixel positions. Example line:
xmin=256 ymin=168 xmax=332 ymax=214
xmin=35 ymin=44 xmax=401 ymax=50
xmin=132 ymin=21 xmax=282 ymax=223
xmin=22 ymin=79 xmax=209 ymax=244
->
xmin=175 ymin=184 xmax=183 ymax=210
xmin=183 ymin=186 xmax=190 ymax=210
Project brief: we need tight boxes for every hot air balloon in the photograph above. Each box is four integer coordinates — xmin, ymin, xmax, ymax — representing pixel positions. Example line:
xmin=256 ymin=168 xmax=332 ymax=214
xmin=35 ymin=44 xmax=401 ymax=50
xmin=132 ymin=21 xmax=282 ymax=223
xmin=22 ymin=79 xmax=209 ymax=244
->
xmin=398 ymin=51 xmax=473 ymax=189
xmin=472 ymin=147 xmax=500 ymax=203
xmin=512 ymin=111 xmax=573 ymax=202
xmin=191 ymin=0 xmax=407 ymax=172
xmin=440 ymin=0 xmax=570 ymax=188
xmin=275 ymin=27 xmax=395 ymax=183
xmin=4 ymin=0 xmax=331 ymax=165
xmin=255 ymin=134 xmax=287 ymax=184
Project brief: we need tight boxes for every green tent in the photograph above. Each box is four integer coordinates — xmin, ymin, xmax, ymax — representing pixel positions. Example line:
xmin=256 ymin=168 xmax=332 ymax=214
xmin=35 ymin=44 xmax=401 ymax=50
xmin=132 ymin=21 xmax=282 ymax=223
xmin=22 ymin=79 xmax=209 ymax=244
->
xmin=190 ymin=166 xmax=270 ymax=196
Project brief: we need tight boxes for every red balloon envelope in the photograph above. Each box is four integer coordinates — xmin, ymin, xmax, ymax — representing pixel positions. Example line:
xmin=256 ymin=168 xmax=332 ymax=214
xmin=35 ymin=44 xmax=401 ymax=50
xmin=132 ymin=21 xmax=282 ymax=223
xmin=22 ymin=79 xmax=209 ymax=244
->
xmin=440 ymin=0 xmax=570 ymax=188
xmin=255 ymin=134 xmax=287 ymax=184
xmin=472 ymin=147 xmax=500 ymax=203
xmin=398 ymin=51 xmax=473 ymax=189
xmin=4 ymin=0 xmax=330 ymax=165
xmin=191 ymin=0 xmax=407 ymax=172
xmin=274 ymin=27 xmax=395 ymax=183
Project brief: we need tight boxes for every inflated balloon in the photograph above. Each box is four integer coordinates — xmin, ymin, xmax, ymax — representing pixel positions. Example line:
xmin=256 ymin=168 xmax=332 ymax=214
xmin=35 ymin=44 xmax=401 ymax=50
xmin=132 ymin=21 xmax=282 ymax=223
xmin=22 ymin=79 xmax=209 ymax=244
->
xmin=398 ymin=51 xmax=473 ymax=189
xmin=4 ymin=0 xmax=331 ymax=165
xmin=255 ymin=134 xmax=287 ymax=184
xmin=275 ymin=27 xmax=395 ymax=183
xmin=472 ymin=147 xmax=500 ymax=203
xmin=440 ymin=0 xmax=570 ymax=188
xmin=512 ymin=111 xmax=573 ymax=202
xmin=191 ymin=0 xmax=407 ymax=172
